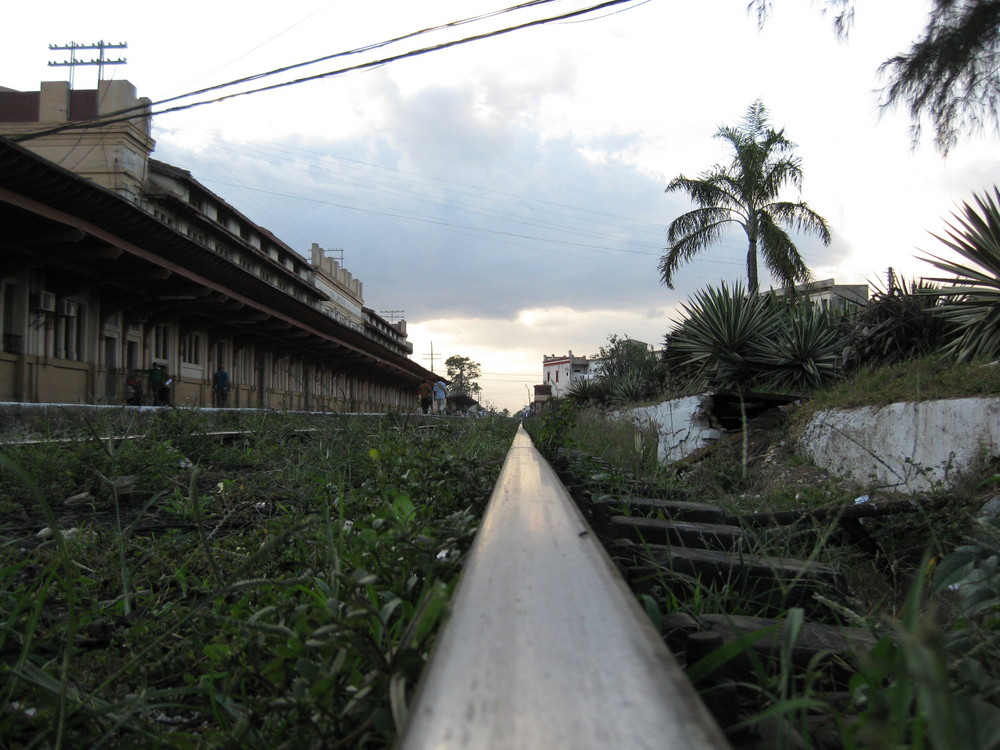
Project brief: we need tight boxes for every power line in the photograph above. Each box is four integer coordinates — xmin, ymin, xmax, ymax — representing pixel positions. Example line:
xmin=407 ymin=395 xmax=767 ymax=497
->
xmin=13 ymin=0 xmax=643 ymax=143
xmin=202 ymin=177 xmax=662 ymax=256
xmin=183 ymin=139 xmax=871 ymax=277
xmin=210 ymin=139 xmax=665 ymax=240
xmin=220 ymin=138 xmax=666 ymax=233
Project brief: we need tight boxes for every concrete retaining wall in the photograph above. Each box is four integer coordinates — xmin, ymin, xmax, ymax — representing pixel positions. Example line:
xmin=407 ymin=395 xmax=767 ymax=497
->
xmin=618 ymin=395 xmax=722 ymax=464
xmin=797 ymin=397 xmax=1000 ymax=493
xmin=620 ymin=394 xmax=1000 ymax=494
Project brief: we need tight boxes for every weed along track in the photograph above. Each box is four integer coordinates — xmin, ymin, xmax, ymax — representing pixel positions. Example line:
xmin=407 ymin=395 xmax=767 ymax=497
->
xmin=534 ymin=411 xmax=1000 ymax=750
xmin=545 ymin=465 xmax=872 ymax=748
xmin=3 ymin=407 xmax=998 ymax=748
xmin=0 ymin=408 xmax=518 ymax=749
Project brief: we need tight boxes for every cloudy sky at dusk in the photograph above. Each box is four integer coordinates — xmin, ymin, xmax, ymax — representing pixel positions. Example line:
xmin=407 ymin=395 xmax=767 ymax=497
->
xmin=5 ymin=1 xmax=1000 ymax=411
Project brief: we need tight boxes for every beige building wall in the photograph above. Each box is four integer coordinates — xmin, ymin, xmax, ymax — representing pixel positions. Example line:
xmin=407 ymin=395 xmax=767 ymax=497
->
xmin=0 ymin=80 xmax=154 ymax=203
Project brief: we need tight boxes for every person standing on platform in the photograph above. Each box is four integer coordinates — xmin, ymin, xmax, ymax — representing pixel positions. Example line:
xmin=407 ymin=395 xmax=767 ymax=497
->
xmin=213 ymin=364 xmax=230 ymax=408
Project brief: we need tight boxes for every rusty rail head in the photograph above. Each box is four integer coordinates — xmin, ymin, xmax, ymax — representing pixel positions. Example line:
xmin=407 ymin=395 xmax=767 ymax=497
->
xmin=396 ymin=426 xmax=731 ymax=750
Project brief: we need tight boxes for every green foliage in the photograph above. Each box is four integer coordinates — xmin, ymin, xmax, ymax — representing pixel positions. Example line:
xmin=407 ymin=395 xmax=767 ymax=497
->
xmin=750 ymin=0 xmax=1000 ymax=155
xmin=664 ymin=282 xmax=845 ymax=393
xmin=609 ymin=369 xmax=658 ymax=404
xmin=922 ymin=187 xmax=1000 ymax=362
xmin=841 ymin=276 xmax=954 ymax=374
xmin=665 ymin=282 xmax=774 ymax=390
xmin=0 ymin=412 xmax=517 ymax=748
xmin=596 ymin=333 xmax=658 ymax=381
xmin=877 ymin=0 xmax=1000 ymax=154
xmin=661 ymin=99 xmax=830 ymax=293
xmin=795 ymin=356 xmax=1000 ymax=422
xmin=564 ymin=334 xmax=661 ymax=408
xmin=444 ymin=355 xmax=482 ymax=395
xmin=564 ymin=377 xmax=612 ymax=407
xmin=556 ymin=407 xmax=665 ymax=482
xmin=524 ymin=399 xmax=580 ymax=456
xmin=752 ymin=298 xmax=845 ymax=392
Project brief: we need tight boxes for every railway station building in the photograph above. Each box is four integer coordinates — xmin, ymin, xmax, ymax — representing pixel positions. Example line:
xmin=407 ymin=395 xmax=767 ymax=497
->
xmin=0 ymin=79 xmax=437 ymax=411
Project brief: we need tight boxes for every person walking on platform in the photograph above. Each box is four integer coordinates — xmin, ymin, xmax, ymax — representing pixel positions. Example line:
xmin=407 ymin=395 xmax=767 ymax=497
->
xmin=433 ymin=379 xmax=448 ymax=414
xmin=417 ymin=381 xmax=433 ymax=414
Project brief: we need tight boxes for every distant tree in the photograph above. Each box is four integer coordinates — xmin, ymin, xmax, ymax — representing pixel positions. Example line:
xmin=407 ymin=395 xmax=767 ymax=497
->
xmin=660 ymin=100 xmax=830 ymax=295
xmin=594 ymin=334 xmax=660 ymax=403
xmin=445 ymin=355 xmax=482 ymax=395
xmin=595 ymin=334 xmax=657 ymax=380
xmin=750 ymin=0 xmax=1000 ymax=154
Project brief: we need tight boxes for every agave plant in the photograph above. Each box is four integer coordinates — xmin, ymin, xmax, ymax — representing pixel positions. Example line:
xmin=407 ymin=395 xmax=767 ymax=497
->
xmin=609 ymin=370 xmax=655 ymax=404
xmin=753 ymin=299 xmax=845 ymax=391
xmin=564 ymin=377 xmax=611 ymax=407
xmin=664 ymin=282 xmax=775 ymax=390
xmin=921 ymin=187 xmax=1000 ymax=361
xmin=666 ymin=283 xmax=845 ymax=393
xmin=841 ymin=276 xmax=953 ymax=373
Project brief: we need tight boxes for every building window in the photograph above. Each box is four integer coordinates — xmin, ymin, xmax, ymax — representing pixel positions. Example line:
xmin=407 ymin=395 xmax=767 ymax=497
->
xmin=1 ymin=283 xmax=21 ymax=354
xmin=181 ymin=333 xmax=201 ymax=365
xmin=234 ymin=347 xmax=253 ymax=386
xmin=53 ymin=303 xmax=85 ymax=362
xmin=152 ymin=324 xmax=170 ymax=362
xmin=272 ymin=356 xmax=289 ymax=390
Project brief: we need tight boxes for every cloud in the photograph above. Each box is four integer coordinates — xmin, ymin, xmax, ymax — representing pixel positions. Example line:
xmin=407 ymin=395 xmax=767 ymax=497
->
xmin=155 ymin=79 xmax=682 ymax=327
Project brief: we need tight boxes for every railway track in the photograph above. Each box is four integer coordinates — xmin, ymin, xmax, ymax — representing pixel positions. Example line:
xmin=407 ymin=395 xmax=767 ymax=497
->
xmin=397 ymin=426 xmax=884 ymax=749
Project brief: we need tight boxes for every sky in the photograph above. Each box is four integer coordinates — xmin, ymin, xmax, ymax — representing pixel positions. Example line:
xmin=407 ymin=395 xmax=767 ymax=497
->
xmin=5 ymin=0 xmax=1000 ymax=412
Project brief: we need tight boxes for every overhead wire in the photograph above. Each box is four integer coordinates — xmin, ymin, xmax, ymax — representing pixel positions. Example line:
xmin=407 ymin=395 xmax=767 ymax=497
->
xmin=173 ymin=135 xmax=870 ymax=281
xmin=211 ymin=137 xmax=668 ymax=235
xmin=12 ymin=0 xmax=642 ymax=142
xmin=196 ymin=156 xmax=666 ymax=254
xmin=166 ymin=0 xmax=566 ymax=99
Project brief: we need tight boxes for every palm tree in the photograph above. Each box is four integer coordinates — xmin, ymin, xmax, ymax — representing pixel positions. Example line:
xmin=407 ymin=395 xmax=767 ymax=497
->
xmin=660 ymin=100 xmax=831 ymax=294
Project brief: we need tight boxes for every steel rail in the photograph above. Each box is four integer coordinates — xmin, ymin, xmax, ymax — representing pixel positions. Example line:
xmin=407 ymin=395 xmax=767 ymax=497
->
xmin=397 ymin=425 xmax=731 ymax=750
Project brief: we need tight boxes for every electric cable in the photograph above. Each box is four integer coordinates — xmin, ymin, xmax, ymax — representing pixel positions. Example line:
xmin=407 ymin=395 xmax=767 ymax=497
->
xmin=13 ymin=0 xmax=643 ymax=142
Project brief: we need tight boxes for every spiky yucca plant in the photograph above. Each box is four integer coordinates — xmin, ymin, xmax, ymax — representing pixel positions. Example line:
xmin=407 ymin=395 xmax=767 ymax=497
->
xmin=841 ymin=277 xmax=953 ymax=373
xmin=754 ymin=300 xmax=845 ymax=391
xmin=922 ymin=187 xmax=1000 ymax=361
xmin=664 ymin=283 xmax=775 ymax=390
xmin=565 ymin=378 xmax=611 ymax=407
xmin=665 ymin=283 xmax=844 ymax=393
xmin=609 ymin=370 xmax=655 ymax=404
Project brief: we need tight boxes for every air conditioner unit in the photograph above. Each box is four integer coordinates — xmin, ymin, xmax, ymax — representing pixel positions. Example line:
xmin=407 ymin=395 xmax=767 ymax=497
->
xmin=29 ymin=291 xmax=56 ymax=313
xmin=57 ymin=300 xmax=78 ymax=317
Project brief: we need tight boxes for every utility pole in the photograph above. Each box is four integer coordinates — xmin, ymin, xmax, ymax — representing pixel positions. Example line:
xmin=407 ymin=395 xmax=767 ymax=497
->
xmin=423 ymin=341 xmax=438 ymax=372
xmin=49 ymin=41 xmax=127 ymax=88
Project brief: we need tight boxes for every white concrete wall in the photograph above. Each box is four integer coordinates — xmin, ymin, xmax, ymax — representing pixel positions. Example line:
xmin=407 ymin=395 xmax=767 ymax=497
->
xmin=618 ymin=395 xmax=721 ymax=464
xmin=798 ymin=397 xmax=1000 ymax=493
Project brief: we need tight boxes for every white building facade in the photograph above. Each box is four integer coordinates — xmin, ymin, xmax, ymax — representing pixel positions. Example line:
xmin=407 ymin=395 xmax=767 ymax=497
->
xmin=541 ymin=351 xmax=595 ymax=399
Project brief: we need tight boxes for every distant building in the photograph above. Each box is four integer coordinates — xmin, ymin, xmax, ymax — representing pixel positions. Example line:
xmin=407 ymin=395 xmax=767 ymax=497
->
xmin=770 ymin=278 xmax=868 ymax=311
xmin=531 ymin=384 xmax=553 ymax=411
xmin=310 ymin=242 xmax=366 ymax=333
xmin=541 ymin=351 xmax=596 ymax=399
xmin=0 ymin=79 xmax=435 ymax=410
